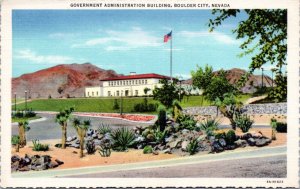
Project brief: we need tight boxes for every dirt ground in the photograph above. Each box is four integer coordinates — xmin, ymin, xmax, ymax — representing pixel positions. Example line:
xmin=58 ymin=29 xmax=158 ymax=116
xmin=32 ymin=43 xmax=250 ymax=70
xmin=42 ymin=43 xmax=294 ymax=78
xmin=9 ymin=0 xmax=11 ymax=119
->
xmin=11 ymin=126 xmax=286 ymax=170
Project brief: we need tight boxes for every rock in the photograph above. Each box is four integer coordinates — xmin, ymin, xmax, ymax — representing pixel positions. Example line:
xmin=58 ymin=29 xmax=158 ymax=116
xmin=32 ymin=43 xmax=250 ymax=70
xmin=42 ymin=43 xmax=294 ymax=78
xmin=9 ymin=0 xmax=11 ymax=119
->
xmin=198 ymin=141 xmax=211 ymax=151
xmin=234 ymin=139 xmax=248 ymax=148
xmin=31 ymin=164 xmax=47 ymax=171
xmin=72 ymin=135 xmax=77 ymax=140
xmin=97 ymin=134 xmax=104 ymax=140
xmin=181 ymin=129 xmax=189 ymax=134
xmin=55 ymin=159 xmax=64 ymax=165
xmin=11 ymin=155 xmax=20 ymax=163
xmin=31 ymin=155 xmax=41 ymax=165
xmin=72 ymin=151 xmax=78 ymax=154
xmin=157 ymin=144 xmax=165 ymax=151
xmin=211 ymin=141 xmax=224 ymax=153
xmin=18 ymin=166 xmax=30 ymax=172
xmin=181 ymin=141 xmax=189 ymax=151
xmin=134 ymin=136 xmax=145 ymax=143
xmin=75 ymin=140 xmax=80 ymax=144
xmin=93 ymin=139 xmax=102 ymax=146
xmin=225 ymin=144 xmax=236 ymax=150
xmin=162 ymin=148 xmax=172 ymax=154
xmin=167 ymin=139 xmax=181 ymax=149
xmin=92 ymin=133 xmax=98 ymax=139
xmin=152 ymin=151 xmax=159 ymax=155
xmin=41 ymin=155 xmax=51 ymax=164
xmin=255 ymin=138 xmax=269 ymax=147
xmin=11 ymin=161 xmax=19 ymax=172
xmin=70 ymin=143 xmax=80 ymax=149
xmin=67 ymin=136 xmax=73 ymax=142
xmin=247 ymin=138 xmax=256 ymax=146
xmin=86 ymin=129 xmax=93 ymax=136
xmin=241 ymin=133 xmax=252 ymax=140
xmin=47 ymin=161 xmax=59 ymax=169
xmin=218 ymin=138 xmax=227 ymax=147
xmin=251 ymin=132 xmax=263 ymax=139
xmin=165 ymin=136 xmax=173 ymax=143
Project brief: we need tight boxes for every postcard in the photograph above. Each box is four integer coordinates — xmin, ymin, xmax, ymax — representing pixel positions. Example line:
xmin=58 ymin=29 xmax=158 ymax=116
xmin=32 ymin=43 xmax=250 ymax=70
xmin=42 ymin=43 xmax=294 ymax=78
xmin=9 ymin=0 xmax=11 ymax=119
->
xmin=1 ymin=0 xmax=299 ymax=188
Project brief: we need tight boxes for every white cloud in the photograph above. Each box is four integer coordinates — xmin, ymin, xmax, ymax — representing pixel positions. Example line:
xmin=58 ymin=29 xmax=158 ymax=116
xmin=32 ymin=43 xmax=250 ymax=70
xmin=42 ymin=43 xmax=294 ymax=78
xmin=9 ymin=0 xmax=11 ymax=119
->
xmin=49 ymin=32 xmax=79 ymax=39
xmin=178 ymin=30 xmax=239 ymax=45
xmin=15 ymin=49 xmax=73 ymax=64
xmin=72 ymin=27 xmax=162 ymax=51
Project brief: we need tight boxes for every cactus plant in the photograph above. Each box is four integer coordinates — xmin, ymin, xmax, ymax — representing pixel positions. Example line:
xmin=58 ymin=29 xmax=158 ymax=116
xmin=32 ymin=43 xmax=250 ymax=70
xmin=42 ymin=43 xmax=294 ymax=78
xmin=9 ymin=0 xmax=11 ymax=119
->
xmin=157 ymin=105 xmax=167 ymax=132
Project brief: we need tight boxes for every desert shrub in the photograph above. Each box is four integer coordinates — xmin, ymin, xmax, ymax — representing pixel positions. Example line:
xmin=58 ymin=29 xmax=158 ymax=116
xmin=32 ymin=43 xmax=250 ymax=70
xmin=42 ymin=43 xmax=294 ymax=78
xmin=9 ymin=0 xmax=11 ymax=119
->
xmin=200 ymin=119 xmax=219 ymax=133
xmin=111 ymin=127 xmax=136 ymax=151
xmin=112 ymin=99 xmax=120 ymax=110
xmin=11 ymin=135 xmax=20 ymax=145
xmin=32 ymin=139 xmax=49 ymax=151
xmin=235 ymin=114 xmax=253 ymax=133
xmin=186 ymin=138 xmax=199 ymax=155
xmin=97 ymin=124 xmax=112 ymax=135
xmin=276 ymin=122 xmax=287 ymax=133
xmin=24 ymin=109 xmax=37 ymax=118
xmin=133 ymin=98 xmax=158 ymax=112
xmin=143 ymin=145 xmax=153 ymax=154
xmin=85 ymin=139 xmax=96 ymax=154
xmin=214 ymin=131 xmax=226 ymax=140
xmin=177 ymin=114 xmax=197 ymax=131
xmin=225 ymin=130 xmax=236 ymax=145
xmin=98 ymin=138 xmax=112 ymax=157
xmin=153 ymin=127 xmax=167 ymax=144
xmin=157 ymin=105 xmax=167 ymax=131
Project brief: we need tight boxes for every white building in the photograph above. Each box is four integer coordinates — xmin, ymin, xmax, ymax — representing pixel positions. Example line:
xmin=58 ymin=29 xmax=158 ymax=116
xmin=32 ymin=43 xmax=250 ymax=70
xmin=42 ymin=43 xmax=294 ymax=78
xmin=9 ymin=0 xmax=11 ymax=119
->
xmin=85 ymin=73 xmax=171 ymax=97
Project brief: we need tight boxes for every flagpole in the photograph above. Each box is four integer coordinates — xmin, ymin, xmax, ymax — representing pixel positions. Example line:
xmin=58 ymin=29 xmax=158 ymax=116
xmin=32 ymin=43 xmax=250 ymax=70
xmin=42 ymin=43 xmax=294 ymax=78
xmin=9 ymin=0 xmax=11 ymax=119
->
xmin=170 ymin=31 xmax=173 ymax=82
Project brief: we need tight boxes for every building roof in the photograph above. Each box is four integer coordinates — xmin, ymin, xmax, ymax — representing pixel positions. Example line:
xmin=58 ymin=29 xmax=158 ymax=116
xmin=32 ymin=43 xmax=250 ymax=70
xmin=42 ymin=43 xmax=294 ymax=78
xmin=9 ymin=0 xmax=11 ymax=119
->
xmin=100 ymin=73 xmax=172 ymax=81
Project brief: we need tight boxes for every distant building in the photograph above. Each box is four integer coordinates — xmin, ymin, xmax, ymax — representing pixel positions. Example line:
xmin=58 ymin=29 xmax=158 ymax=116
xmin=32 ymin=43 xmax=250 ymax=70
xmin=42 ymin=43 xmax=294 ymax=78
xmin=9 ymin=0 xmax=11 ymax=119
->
xmin=85 ymin=73 xmax=171 ymax=97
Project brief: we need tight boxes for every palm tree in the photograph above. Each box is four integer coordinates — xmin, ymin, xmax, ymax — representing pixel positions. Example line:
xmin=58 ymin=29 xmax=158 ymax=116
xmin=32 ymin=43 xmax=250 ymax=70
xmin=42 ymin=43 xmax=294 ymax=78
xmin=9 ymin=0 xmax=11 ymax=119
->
xmin=18 ymin=120 xmax=29 ymax=147
xmin=72 ymin=118 xmax=91 ymax=158
xmin=55 ymin=107 xmax=74 ymax=149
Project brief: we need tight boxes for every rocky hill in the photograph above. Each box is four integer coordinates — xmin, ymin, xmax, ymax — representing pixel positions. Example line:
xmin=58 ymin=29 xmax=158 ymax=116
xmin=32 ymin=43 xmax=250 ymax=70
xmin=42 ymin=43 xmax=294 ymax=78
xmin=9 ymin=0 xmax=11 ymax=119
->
xmin=12 ymin=63 xmax=121 ymax=98
xmin=183 ymin=68 xmax=273 ymax=93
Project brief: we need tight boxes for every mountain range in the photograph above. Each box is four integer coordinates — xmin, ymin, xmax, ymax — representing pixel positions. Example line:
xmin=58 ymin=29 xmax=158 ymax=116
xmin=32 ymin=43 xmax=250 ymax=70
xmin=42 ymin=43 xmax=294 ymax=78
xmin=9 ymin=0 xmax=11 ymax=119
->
xmin=12 ymin=63 xmax=273 ymax=98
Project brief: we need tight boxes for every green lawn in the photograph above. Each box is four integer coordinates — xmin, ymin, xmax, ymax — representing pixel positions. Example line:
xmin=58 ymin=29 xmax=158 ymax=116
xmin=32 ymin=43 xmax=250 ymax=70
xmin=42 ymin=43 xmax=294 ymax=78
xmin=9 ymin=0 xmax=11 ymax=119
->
xmin=12 ymin=116 xmax=41 ymax=123
xmin=14 ymin=95 xmax=252 ymax=113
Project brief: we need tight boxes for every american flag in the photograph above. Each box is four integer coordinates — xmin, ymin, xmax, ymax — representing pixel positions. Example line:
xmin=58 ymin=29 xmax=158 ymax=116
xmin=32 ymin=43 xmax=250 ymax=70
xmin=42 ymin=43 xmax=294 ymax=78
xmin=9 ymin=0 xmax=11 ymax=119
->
xmin=164 ymin=31 xmax=172 ymax=43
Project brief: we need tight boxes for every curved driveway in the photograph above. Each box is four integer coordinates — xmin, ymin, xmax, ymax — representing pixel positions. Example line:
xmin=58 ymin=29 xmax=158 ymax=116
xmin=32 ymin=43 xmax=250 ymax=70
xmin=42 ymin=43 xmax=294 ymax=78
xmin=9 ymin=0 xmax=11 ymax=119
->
xmin=11 ymin=113 xmax=152 ymax=141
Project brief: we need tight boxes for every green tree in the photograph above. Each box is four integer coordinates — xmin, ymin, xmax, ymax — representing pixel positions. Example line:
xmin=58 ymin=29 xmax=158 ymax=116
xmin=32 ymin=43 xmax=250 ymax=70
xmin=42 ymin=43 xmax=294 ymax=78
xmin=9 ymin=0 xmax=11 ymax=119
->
xmin=143 ymin=87 xmax=151 ymax=96
xmin=153 ymin=79 xmax=179 ymax=108
xmin=208 ymin=9 xmax=287 ymax=100
xmin=112 ymin=99 xmax=120 ymax=111
xmin=55 ymin=107 xmax=74 ymax=149
xmin=191 ymin=64 xmax=213 ymax=105
xmin=205 ymin=71 xmax=236 ymax=102
xmin=72 ymin=118 xmax=91 ymax=158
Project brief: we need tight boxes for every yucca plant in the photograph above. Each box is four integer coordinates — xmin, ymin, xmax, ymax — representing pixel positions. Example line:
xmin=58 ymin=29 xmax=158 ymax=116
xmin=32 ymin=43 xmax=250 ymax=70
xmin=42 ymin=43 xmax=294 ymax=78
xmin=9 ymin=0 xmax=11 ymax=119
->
xmin=186 ymin=138 xmax=199 ymax=155
xmin=270 ymin=117 xmax=277 ymax=140
xmin=11 ymin=135 xmax=20 ymax=152
xmin=111 ymin=127 xmax=135 ymax=151
xmin=97 ymin=124 xmax=112 ymax=135
xmin=55 ymin=107 xmax=74 ymax=149
xmin=72 ymin=118 xmax=91 ymax=158
xmin=172 ymin=100 xmax=182 ymax=122
xmin=235 ymin=114 xmax=254 ymax=133
xmin=32 ymin=139 xmax=49 ymax=151
xmin=153 ymin=127 xmax=167 ymax=144
xmin=200 ymin=118 xmax=220 ymax=133
xmin=177 ymin=114 xmax=197 ymax=131
xmin=18 ymin=120 xmax=29 ymax=147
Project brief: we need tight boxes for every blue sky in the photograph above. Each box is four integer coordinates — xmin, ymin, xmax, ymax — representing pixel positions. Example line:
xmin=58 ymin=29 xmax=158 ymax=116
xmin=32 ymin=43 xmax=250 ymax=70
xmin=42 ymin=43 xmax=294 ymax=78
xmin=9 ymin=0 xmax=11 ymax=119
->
xmin=12 ymin=10 xmax=273 ymax=78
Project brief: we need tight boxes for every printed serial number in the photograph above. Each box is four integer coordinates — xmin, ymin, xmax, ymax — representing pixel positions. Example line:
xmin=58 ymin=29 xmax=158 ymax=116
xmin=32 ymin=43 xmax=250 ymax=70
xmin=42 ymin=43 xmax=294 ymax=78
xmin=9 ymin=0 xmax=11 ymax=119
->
xmin=267 ymin=180 xmax=284 ymax=183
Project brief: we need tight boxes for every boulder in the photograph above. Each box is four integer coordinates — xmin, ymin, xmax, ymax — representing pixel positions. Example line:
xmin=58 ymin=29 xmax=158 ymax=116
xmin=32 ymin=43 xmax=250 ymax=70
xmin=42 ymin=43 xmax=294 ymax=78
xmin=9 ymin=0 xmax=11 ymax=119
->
xmin=11 ymin=161 xmax=19 ymax=172
xmin=167 ymin=139 xmax=181 ymax=149
xmin=240 ymin=133 xmax=252 ymax=140
xmin=55 ymin=159 xmax=64 ymax=165
xmin=92 ymin=133 xmax=98 ymax=139
xmin=225 ymin=144 xmax=236 ymax=150
xmin=181 ymin=140 xmax=190 ymax=151
xmin=47 ymin=161 xmax=59 ymax=169
xmin=234 ymin=139 xmax=247 ymax=148
xmin=162 ymin=148 xmax=172 ymax=154
xmin=11 ymin=155 xmax=20 ymax=163
xmin=70 ymin=143 xmax=80 ymax=149
xmin=165 ymin=136 xmax=173 ymax=143
xmin=67 ymin=136 xmax=73 ymax=142
xmin=18 ymin=166 xmax=30 ymax=172
xmin=86 ymin=129 xmax=94 ymax=136
xmin=211 ymin=141 xmax=224 ymax=153
xmin=218 ymin=138 xmax=227 ymax=147
xmin=255 ymin=138 xmax=270 ymax=147
xmin=247 ymin=138 xmax=256 ymax=146
xmin=152 ymin=151 xmax=159 ymax=155
xmin=31 ymin=164 xmax=47 ymax=171
xmin=146 ymin=134 xmax=154 ymax=141
xmin=97 ymin=134 xmax=104 ymax=140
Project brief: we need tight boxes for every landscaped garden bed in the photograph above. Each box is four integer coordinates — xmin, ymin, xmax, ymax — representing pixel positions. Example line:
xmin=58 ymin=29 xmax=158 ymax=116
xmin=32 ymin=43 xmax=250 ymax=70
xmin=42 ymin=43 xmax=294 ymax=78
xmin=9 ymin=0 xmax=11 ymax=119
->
xmin=74 ymin=113 xmax=156 ymax=122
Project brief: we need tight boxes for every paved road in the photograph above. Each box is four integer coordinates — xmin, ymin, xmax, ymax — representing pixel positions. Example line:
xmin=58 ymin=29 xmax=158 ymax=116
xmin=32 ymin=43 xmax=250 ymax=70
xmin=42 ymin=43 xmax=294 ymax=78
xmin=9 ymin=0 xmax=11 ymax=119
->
xmin=68 ymin=155 xmax=286 ymax=178
xmin=12 ymin=146 xmax=286 ymax=178
xmin=11 ymin=113 xmax=152 ymax=140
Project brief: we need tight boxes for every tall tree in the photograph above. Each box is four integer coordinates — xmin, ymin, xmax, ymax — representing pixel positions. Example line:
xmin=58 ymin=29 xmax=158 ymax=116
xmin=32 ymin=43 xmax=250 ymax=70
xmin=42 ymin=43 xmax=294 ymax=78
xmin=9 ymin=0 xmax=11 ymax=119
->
xmin=153 ymin=79 xmax=179 ymax=108
xmin=191 ymin=64 xmax=213 ymax=105
xmin=72 ymin=118 xmax=91 ymax=158
xmin=55 ymin=107 xmax=74 ymax=149
xmin=208 ymin=9 xmax=287 ymax=101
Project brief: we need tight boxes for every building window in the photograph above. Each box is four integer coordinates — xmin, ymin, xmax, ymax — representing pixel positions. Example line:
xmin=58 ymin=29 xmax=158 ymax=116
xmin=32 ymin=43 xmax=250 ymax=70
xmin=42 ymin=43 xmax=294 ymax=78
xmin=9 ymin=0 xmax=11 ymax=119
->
xmin=92 ymin=92 xmax=94 ymax=96
xmin=87 ymin=92 xmax=89 ymax=96
xmin=135 ymin=90 xmax=138 ymax=96
xmin=139 ymin=80 xmax=141 ymax=84
xmin=135 ymin=80 xmax=138 ymax=85
xmin=126 ymin=81 xmax=128 ymax=85
xmin=108 ymin=91 xmax=111 ymax=96
xmin=145 ymin=80 xmax=147 ymax=84
xmin=117 ymin=91 xmax=120 ymax=96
